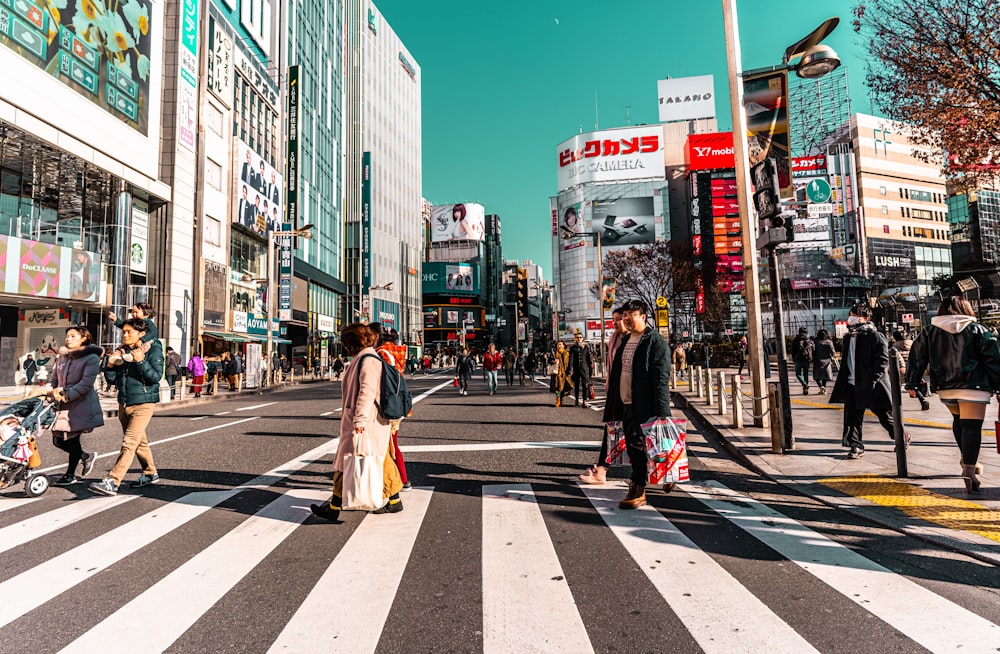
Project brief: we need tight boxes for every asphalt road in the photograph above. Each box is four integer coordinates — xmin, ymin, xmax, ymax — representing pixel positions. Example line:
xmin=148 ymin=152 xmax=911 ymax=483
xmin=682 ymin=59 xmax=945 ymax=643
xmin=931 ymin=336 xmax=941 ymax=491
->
xmin=1 ymin=372 xmax=998 ymax=653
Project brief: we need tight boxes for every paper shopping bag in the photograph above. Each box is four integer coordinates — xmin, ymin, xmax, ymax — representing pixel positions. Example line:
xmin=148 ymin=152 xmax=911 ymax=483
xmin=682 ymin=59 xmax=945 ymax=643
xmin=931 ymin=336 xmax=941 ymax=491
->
xmin=342 ymin=432 xmax=386 ymax=511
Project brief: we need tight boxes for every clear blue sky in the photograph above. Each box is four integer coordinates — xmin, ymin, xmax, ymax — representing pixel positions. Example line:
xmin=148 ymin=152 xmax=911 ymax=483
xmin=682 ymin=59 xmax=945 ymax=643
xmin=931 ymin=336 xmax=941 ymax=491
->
xmin=376 ymin=0 xmax=873 ymax=274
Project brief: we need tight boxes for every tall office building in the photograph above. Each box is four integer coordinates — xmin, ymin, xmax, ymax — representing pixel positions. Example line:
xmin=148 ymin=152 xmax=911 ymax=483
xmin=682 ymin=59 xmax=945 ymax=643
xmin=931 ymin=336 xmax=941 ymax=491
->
xmin=343 ymin=1 xmax=422 ymax=343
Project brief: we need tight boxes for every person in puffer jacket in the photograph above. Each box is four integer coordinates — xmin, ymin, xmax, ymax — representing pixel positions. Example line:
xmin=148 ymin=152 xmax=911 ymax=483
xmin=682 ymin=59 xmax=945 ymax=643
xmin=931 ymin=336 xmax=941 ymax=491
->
xmin=907 ymin=295 xmax=1000 ymax=493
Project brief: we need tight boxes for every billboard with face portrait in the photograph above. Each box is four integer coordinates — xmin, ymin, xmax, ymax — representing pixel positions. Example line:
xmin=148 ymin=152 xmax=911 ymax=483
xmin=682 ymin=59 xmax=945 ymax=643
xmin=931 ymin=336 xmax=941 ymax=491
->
xmin=234 ymin=139 xmax=284 ymax=236
xmin=430 ymin=203 xmax=485 ymax=243
xmin=422 ymin=262 xmax=479 ymax=295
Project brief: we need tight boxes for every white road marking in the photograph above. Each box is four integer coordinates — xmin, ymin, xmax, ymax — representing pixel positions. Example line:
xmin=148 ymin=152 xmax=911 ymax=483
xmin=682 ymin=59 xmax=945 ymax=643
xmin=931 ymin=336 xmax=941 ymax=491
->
xmin=688 ymin=481 xmax=1000 ymax=652
xmin=0 ymin=436 xmax=340 ymax=628
xmin=214 ymin=411 xmax=231 ymax=415
xmin=401 ymin=440 xmax=599 ymax=453
xmin=0 ymin=497 xmax=41 ymax=514
xmin=581 ymin=485 xmax=819 ymax=654
xmin=335 ymin=407 xmax=343 ymax=412
xmin=320 ymin=411 xmax=334 ymax=416
xmin=268 ymin=487 xmax=434 ymax=653
xmin=412 ymin=379 xmax=456 ymax=404
xmin=189 ymin=416 xmax=207 ymax=421
xmin=235 ymin=402 xmax=277 ymax=412
xmin=60 ymin=488 xmax=328 ymax=654
xmin=0 ymin=495 xmax=136 ymax=555
xmin=482 ymin=484 xmax=593 ymax=654
xmin=35 ymin=418 xmax=261 ymax=474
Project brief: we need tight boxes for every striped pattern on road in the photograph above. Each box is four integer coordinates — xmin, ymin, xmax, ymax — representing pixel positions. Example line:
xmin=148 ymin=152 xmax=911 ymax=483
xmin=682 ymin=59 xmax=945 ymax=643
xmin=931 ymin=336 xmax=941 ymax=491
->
xmin=1 ymin=477 xmax=996 ymax=651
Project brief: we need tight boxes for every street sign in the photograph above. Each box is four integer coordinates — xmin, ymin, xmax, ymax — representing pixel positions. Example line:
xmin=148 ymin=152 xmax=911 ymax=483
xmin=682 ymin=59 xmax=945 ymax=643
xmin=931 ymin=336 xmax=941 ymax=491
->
xmin=485 ymin=314 xmax=496 ymax=322
xmin=805 ymin=178 xmax=832 ymax=203
xmin=902 ymin=313 xmax=914 ymax=323
xmin=807 ymin=203 xmax=833 ymax=216
xmin=655 ymin=296 xmax=668 ymax=308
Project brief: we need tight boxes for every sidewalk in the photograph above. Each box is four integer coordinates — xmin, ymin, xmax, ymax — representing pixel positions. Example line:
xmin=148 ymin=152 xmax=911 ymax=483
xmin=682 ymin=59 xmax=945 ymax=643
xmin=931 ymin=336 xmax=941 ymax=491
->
xmin=0 ymin=375 xmax=331 ymax=417
xmin=673 ymin=366 xmax=1000 ymax=566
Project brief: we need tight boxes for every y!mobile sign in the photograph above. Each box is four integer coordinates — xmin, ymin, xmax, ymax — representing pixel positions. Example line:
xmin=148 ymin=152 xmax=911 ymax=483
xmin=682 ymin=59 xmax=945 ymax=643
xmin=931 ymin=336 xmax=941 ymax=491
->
xmin=686 ymin=132 xmax=735 ymax=171
xmin=557 ymin=125 xmax=664 ymax=193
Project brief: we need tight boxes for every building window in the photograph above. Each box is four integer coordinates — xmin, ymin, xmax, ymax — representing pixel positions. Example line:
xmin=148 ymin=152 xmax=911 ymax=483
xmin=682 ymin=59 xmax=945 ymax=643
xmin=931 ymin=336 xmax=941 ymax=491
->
xmin=881 ymin=205 xmax=889 ymax=215
xmin=880 ymin=185 xmax=886 ymax=195
xmin=913 ymin=227 xmax=933 ymax=239
xmin=883 ymin=224 xmax=890 ymax=233
xmin=206 ymin=159 xmax=223 ymax=191
xmin=874 ymin=129 xmax=892 ymax=156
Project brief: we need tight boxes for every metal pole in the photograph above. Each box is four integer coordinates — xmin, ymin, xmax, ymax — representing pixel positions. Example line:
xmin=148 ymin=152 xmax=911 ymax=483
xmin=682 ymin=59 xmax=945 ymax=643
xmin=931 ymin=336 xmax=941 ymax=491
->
xmin=723 ymin=0 xmax=768 ymax=427
xmin=266 ymin=234 xmax=276 ymax=386
xmin=767 ymin=246 xmax=794 ymax=450
xmin=888 ymin=347 xmax=908 ymax=477
xmin=596 ymin=232 xmax=607 ymax=368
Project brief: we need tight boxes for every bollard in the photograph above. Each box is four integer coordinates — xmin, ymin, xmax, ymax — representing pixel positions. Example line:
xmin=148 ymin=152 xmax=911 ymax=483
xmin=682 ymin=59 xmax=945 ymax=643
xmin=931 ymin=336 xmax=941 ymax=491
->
xmin=178 ymin=378 xmax=186 ymax=401
xmin=732 ymin=375 xmax=744 ymax=429
xmin=706 ymin=370 xmax=715 ymax=407
xmin=670 ymin=367 xmax=677 ymax=390
xmin=695 ymin=366 xmax=703 ymax=398
xmin=768 ymin=381 xmax=784 ymax=454
xmin=718 ymin=371 xmax=727 ymax=415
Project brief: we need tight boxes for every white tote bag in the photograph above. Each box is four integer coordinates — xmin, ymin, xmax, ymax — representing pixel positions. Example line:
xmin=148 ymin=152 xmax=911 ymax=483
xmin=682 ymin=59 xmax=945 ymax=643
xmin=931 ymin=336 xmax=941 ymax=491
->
xmin=341 ymin=430 xmax=386 ymax=511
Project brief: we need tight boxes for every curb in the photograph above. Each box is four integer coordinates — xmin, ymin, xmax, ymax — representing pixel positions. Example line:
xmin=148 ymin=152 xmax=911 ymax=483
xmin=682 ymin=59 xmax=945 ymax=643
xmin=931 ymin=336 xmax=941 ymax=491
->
xmin=672 ymin=390 xmax=1000 ymax=568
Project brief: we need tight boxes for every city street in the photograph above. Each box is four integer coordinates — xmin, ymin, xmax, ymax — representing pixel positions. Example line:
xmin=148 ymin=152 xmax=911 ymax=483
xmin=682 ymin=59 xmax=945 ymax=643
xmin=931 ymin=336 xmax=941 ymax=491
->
xmin=2 ymin=374 xmax=998 ymax=653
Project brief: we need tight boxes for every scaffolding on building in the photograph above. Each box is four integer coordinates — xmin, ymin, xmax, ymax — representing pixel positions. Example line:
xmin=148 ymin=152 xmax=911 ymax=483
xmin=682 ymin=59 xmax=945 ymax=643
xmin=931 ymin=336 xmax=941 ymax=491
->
xmin=788 ymin=67 xmax=853 ymax=158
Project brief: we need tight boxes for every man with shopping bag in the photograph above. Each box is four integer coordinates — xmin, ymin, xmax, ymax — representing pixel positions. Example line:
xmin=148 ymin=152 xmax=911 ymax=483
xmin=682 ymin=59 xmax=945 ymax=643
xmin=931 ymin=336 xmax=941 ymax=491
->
xmin=604 ymin=299 xmax=672 ymax=509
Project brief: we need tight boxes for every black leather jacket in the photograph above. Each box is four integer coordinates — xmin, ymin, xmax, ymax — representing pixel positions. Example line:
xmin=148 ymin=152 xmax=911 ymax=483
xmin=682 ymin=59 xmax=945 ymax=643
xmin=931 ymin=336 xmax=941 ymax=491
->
xmin=906 ymin=320 xmax=1000 ymax=393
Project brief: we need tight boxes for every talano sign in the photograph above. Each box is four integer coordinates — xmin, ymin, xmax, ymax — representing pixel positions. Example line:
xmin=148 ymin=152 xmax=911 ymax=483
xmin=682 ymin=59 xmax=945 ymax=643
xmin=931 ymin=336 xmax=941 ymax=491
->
xmin=658 ymin=75 xmax=716 ymax=123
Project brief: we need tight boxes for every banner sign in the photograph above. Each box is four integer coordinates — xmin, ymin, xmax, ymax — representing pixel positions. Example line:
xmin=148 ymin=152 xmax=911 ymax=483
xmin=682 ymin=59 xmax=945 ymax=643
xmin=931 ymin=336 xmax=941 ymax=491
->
xmin=236 ymin=139 xmax=284 ymax=236
xmin=686 ymin=132 xmax=735 ymax=171
xmin=429 ymin=203 xmax=485 ymax=243
xmin=657 ymin=75 xmax=715 ymax=123
xmin=743 ymin=70 xmax=792 ymax=197
xmin=601 ymin=278 xmax=616 ymax=311
xmin=421 ymin=262 xmax=479 ymax=295
xmin=178 ymin=0 xmax=199 ymax=150
xmin=792 ymin=155 xmax=828 ymax=178
xmin=0 ymin=235 xmax=104 ymax=302
xmin=130 ymin=198 xmax=149 ymax=274
xmin=278 ymin=223 xmax=293 ymax=321
xmin=207 ymin=12 xmax=234 ymax=107
xmin=362 ymin=151 xmax=372 ymax=291
xmin=557 ymin=125 xmax=664 ymax=192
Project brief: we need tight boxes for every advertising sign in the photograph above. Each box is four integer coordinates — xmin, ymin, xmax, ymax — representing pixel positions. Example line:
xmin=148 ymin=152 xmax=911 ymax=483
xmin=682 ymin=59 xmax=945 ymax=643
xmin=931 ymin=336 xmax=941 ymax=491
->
xmin=590 ymin=197 xmax=656 ymax=248
xmin=361 ymin=152 xmax=372 ymax=290
xmin=657 ymin=74 xmax=715 ymax=123
xmin=0 ymin=0 xmax=156 ymax=133
xmin=207 ymin=13 xmax=234 ymax=107
xmin=204 ymin=260 xmax=227 ymax=328
xmin=235 ymin=139 xmax=284 ymax=236
xmin=177 ymin=0 xmax=199 ymax=150
xmin=281 ymin=65 xmax=298 ymax=321
xmin=421 ymin=262 xmax=479 ymax=295
xmin=278 ymin=224 xmax=293 ymax=321
xmin=1 ymin=235 xmax=104 ymax=302
xmin=791 ymin=217 xmax=831 ymax=243
xmin=557 ymin=125 xmax=664 ymax=193
xmin=130 ymin=198 xmax=149 ymax=274
xmin=558 ymin=201 xmax=582 ymax=237
xmin=686 ymin=132 xmax=735 ymax=171
xmin=792 ymin=155 xmax=828 ymax=178
xmin=601 ymin=278 xmax=616 ymax=311
xmin=429 ymin=203 xmax=485 ymax=243
xmin=743 ymin=70 xmax=792 ymax=197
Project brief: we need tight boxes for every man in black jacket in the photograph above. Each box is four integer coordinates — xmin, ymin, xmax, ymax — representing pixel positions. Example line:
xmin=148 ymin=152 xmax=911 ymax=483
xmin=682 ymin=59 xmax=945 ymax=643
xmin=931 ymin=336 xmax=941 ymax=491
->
xmin=604 ymin=300 xmax=672 ymax=509
xmin=568 ymin=333 xmax=594 ymax=407
xmin=830 ymin=303 xmax=904 ymax=458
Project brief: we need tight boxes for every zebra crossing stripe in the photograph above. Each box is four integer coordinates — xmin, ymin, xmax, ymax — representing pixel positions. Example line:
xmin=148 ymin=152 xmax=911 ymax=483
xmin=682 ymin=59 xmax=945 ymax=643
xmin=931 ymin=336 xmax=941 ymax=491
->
xmin=580 ymin=485 xmax=820 ymax=654
xmin=0 ymin=497 xmax=40 ymax=515
xmin=0 ymin=437 xmax=342 ymax=629
xmin=0 ymin=494 xmax=136 ymax=555
xmin=481 ymin=484 xmax=594 ymax=654
xmin=268 ymin=487 xmax=434 ymax=653
xmin=60 ymin=488 xmax=329 ymax=653
xmin=687 ymin=481 xmax=1000 ymax=651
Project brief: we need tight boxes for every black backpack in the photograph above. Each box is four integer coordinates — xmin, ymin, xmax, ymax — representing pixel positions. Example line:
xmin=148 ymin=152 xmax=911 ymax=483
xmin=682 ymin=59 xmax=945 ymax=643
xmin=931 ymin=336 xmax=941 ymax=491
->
xmin=359 ymin=354 xmax=413 ymax=420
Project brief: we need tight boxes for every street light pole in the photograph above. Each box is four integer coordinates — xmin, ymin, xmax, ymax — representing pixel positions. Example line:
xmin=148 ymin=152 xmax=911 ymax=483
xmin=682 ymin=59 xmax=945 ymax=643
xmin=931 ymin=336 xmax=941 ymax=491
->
xmin=596 ymin=231 xmax=607 ymax=369
xmin=723 ymin=0 xmax=768 ymax=427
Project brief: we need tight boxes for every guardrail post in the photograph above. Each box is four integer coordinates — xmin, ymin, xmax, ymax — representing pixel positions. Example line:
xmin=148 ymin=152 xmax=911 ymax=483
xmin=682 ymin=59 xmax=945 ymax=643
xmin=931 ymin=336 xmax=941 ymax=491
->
xmin=706 ymin=369 xmax=715 ymax=407
xmin=178 ymin=378 xmax=186 ymax=401
xmin=694 ymin=366 xmax=703 ymax=398
xmin=718 ymin=371 xmax=727 ymax=415
xmin=670 ymin=367 xmax=678 ymax=390
xmin=732 ymin=375 xmax=743 ymax=429
xmin=768 ymin=381 xmax=784 ymax=454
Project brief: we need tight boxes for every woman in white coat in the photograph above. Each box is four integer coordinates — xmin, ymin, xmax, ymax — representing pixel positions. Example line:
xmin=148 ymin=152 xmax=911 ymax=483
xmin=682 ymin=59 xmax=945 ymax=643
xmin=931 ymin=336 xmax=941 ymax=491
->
xmin=311 ymin=323 xmax=403 ymax=520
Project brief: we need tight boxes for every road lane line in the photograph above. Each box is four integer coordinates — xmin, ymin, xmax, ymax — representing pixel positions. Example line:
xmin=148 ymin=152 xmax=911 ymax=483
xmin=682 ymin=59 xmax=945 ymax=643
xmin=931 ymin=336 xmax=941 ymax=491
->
xmin=401 ymin=440 xmax=599 ymax=453
xmin=688 ymin=480 xmax=1000 ymax=651
xmin=236 ymin=402 xmax=277 ymax=412
xmin=0 ymin=437 xmax=341 ymax=628
xmin=482 ymin=484 xmax=594 ymax=654
xmin=214 ymin=411 xmax=231 ymax=415
xmin=412 ymin=379 xmax=456 ymax=404
xmin=189 ymin=416 xmax=207 ymax=421
xmin=319 ymin=411 xmax=334 ymax=416
xmin=581 ymin=485 xmax=819 ymax=654
xmin=268 ymin=487 xmax=434 ymax=653
xmin=0 ymin=495 xmax=136 ymax=555
xmin=60 ymin=488 xmax=328 ymax=654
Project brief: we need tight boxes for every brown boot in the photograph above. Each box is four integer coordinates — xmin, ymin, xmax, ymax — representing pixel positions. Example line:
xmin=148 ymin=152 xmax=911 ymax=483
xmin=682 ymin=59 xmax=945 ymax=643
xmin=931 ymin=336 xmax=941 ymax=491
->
xmin=578 ymin=466 xmax=608 ymax=484
xmin=618 ymin=482 xmax=647 ymax=509
xmin=555 ymin=396 xmax=561 ymax=407
xmin=961 ymin=464 xmax=981 ymax=493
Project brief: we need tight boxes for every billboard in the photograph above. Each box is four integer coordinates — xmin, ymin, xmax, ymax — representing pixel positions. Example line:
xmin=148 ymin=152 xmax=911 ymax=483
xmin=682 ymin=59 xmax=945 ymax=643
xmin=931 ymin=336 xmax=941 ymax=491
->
xmin=743 ymin=70 xmax=792 ymax=197
xmin=1 ymin=235 xmax=104 ymax=302
xmin=686 ymin=132 xmax=735 ymax=171
xmin=422 ymin=262 xmax=479 ymax=295
xmin=429 ymin=203 xmax=485 ymax=242
xmin=557 ymin=125 xmax=664 ymax=193
xmin=657 ymin=75 xmax=715 ymax=123
xmin=590 ymin=197 xmax=656 ymax=248
xmin=235 ymin=139 xmax=284 ymax=237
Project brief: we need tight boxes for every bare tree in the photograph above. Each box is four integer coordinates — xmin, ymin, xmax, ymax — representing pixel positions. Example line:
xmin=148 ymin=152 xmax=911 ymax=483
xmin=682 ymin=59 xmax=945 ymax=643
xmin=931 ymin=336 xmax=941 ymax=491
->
xmin=602 ymin=241 xmax=697 ymax=314
xmin=854 ymin=0 xmax=1000 ymax=185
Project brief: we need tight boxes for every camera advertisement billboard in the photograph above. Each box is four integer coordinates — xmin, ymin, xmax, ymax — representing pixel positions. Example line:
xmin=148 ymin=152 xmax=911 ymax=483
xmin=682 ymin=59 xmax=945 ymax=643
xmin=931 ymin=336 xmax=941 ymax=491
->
xmin=556 ymin=125 xmax=664 ymax=193
xmin=590 ymin=197 xmax=656 ymax=250
xmin=234 ymin=139 xmax=284 ymax=237
xmin=430 ymin=203 xmax=485 ymax=243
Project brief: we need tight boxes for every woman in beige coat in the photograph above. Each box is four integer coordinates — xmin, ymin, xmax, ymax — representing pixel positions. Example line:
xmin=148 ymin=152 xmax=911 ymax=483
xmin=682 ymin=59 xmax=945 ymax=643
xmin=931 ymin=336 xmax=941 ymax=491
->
xmin=311 ymin=323 xmax=403 ymax=521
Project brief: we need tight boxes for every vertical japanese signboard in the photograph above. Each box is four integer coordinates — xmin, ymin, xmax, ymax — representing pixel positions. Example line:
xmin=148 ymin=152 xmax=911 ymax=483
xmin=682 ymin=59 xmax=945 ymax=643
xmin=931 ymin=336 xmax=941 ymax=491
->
xmin=362 ymin=151 xmax=372 ymax=291
xmin=178 ymin=0 xmax=199 ymax=150
xmin=279 ymin=65 xmax=299 ymax=322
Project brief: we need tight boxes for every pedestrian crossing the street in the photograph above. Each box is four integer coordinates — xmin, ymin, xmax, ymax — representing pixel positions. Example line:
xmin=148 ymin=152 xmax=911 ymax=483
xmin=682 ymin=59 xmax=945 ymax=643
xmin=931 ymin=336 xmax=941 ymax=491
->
xmin=1 ymin=467 xmax=997 ymax=652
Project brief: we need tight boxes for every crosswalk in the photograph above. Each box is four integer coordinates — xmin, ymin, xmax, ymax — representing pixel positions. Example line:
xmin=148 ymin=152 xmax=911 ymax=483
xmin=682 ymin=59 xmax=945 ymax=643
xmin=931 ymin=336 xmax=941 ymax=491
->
xmin=1 ymin=456 xmax=997 ymax=652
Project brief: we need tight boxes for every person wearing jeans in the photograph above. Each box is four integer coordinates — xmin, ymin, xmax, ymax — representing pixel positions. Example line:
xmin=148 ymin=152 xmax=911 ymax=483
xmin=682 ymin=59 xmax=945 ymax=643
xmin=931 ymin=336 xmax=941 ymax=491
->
xmin=90 ymin=318 xmax=161 ymax=496
xmin=483 ymin=343 xmax=502 ymax=396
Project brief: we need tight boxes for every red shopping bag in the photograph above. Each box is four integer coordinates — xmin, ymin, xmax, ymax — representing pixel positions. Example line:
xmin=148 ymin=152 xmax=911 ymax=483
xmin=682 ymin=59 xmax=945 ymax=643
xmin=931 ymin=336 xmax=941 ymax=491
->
xmin=589 ymin=385 xmax=597 ymax=400
xmin=453 ymin=376 xmax=459 ymax=387
xmin=604 ymin=421 xmax=629 ymax=466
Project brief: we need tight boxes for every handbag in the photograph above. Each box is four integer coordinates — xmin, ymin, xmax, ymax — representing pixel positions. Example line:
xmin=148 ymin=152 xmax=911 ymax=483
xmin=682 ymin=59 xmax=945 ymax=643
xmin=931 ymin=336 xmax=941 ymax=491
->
xmin=341 ymin=430 xmax=386 ymax=511
xmin=547 ymin=361 xmax=559 ymax=375
xmin=588 ymin=385 xmax=597 ymax=400
xmin=52 ymin=408 xmax=72 ymax=433
xmin=453 ymin=376 xmax=459 ymax=387
xmin=604 ymin=421 xmax=629 ymax=466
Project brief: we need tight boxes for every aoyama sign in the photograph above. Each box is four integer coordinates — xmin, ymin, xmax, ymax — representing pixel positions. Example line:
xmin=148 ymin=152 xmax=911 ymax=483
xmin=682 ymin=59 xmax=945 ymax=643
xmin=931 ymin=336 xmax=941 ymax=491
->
xmin=557 ymin=125 xmax=664 ymax=193
xmin=686 ymin=132 xmax=735 ymax=171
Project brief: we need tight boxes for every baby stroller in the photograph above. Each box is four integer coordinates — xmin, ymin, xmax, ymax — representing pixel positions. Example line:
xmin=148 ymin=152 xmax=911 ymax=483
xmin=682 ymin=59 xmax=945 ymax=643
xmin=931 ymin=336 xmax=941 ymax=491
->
xmin=0 ymin=397 xmax=56 ymax=497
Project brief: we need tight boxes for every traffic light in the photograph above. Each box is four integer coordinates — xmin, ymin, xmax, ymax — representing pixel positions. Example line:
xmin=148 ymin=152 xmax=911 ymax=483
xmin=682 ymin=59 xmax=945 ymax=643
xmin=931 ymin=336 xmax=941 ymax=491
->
xmin=750 ymin=157 xmax=781 ymax=227
xmin=516 ymin=267 xmax=529 ymax=316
